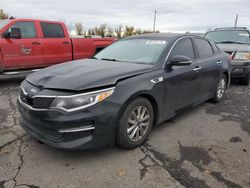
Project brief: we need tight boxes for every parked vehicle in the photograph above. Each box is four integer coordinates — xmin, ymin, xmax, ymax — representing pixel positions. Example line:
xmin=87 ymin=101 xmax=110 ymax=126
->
xmin=0 ymin=18 xmax=115 ymax=75
xmin=17 ymin=33 xmax=231 ymax=150
xmin=205 ymin=27 xmax=250 ymax=85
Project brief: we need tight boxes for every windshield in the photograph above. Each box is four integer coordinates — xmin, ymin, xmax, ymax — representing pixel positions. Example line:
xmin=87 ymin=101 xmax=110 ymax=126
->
xmin=205 ymin=30 xmax=250 ymax=44
xmin=0 ymin=19 xmax=11 ymax=30
xmin=94 ymin=39 xmax=168 ymax=64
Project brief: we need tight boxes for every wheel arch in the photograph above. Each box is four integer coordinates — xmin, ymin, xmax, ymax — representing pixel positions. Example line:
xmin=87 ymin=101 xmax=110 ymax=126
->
xmin=116 ymin=92 xmax=159 ymax=128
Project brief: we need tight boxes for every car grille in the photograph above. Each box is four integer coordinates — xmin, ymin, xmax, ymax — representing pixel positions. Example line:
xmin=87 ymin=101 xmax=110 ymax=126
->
xmin=19 ymin=87 xmax=55 ymax=109
xmin=22 ymin=117 xmax=64 ymax=141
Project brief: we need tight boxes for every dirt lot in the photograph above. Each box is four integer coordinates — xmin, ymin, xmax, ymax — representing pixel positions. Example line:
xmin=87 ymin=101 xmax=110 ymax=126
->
xmin=0 ymin=77 xmax=250 ymax=188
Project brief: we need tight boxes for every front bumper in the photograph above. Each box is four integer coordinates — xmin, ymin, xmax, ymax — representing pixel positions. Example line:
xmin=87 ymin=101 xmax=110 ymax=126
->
xmin=231 ymin=61 xmax=250 ymax=78
xmin=17 ymin=98 xmax=120 ymax=150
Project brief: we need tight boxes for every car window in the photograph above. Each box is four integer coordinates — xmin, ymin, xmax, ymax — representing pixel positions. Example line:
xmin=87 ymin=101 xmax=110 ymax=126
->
xmin=170 ymin=38 xmax=195 ymax=59
xmin=8 ymin=22 xmax=36 ymax=38
xmin=95 ymin=39 xmax=169 ymax=64
xmin=205 ymin=30 xmax=250 ymax=44
xmin=194 ymin=38 xmax=213 ymax=57
xmin=40 ymin=22 xmax=65 ymax=38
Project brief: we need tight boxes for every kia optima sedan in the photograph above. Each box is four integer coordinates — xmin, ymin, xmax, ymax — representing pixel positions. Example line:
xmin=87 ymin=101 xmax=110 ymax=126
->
xmin=18 ymin=33 xmax=231 ymax=150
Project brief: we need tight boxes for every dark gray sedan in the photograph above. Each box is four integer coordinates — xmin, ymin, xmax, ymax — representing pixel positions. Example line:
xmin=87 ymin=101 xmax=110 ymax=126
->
xmin=17 ymin=33 xmax=231 ymax=150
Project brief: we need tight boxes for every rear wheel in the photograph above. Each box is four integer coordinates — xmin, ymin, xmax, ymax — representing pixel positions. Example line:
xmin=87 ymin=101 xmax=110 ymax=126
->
xmin=240 ymin=73 xmax=249 ymax=86
xmin=116 ymin=97 xmax=154 ymax=149
xmin=211 ymin=75 xmax=227 ymax=103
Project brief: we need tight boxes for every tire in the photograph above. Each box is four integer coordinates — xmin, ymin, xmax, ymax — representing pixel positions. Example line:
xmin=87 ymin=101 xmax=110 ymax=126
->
xmin=240 ymin=73 xmax=249 ymax=86
xmin=116 ymin=97 xmax=154 ymax=149
xmin=211 ymin=75 xmax=227 ymax=103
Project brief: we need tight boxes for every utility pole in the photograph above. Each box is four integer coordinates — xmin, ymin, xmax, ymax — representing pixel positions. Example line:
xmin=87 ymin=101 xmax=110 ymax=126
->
xmin=153 ymin=10 xmax=157 ymax=32
xmin=234 ymin=14 xmax=238 ymax=28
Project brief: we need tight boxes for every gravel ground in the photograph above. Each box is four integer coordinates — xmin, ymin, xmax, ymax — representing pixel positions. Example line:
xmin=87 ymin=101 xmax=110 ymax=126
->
xmin=0 ymin=77 xmax=249 ymax=188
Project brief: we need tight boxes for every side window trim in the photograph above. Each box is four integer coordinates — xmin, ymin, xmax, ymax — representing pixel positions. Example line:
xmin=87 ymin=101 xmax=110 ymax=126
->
xmin=163 ymin=36 xmax=195 ymax=68
xmin=6 ymin=21 xmax=37 ymax=39
xmin=40 ymin=22 xmax=65 ymax=38
xmin=169 ymin=37 xmax=196 ymax=59
xmin=193 ymin=37 xmax=214 ymax=59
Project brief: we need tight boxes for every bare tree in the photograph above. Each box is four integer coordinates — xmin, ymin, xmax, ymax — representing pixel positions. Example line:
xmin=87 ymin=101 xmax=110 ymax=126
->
xmin=0 ymin=9 xmax=8 ymax=20
xmin=134 ymin=29 xmax=143 ymax=35
xmin=75 ymin=22 xmax=84 ymax=35
xmin=94 ymin=24 xmax=107 ymax=37
xmin=106 ymin=26 xmax=114 ymax=37
xmin=114 ymin=25 xmax=123 ymax=38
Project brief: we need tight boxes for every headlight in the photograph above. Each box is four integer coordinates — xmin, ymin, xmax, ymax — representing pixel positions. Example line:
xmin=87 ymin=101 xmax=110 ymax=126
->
xmin=234 ymin=52 xmax=250 ymax=60
xmin=50 ymin=87 xmax=115 ymax=112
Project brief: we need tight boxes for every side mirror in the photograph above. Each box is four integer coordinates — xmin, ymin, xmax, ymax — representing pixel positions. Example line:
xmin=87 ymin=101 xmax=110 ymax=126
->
xmin=4 ymin=27 xmax=21 ymax=39
xmin=169 ymin=55 xmax=192 ymax=66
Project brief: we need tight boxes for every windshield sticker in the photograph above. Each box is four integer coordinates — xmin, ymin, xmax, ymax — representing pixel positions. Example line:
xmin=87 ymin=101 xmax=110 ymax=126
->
xmin=145 ymin=40 xmax=166 ymax=45
xmin=239 ymin=33 xmax=249 ymax=36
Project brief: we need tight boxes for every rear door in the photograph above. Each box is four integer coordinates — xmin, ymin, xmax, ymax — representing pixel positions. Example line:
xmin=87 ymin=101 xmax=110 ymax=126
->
xmin=193 ymin=37 xmax=222 ymax=100
xmin=1 ymin=21 xmax=44 ymax=69
xmin=164 ymin=37 xmax=201 ymax=113
xmin=39 ymin=22 xmax=72 ymax=65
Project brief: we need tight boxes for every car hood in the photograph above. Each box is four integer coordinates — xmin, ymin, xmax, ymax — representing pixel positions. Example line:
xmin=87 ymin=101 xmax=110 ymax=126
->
xmin=26 ymin=59 xmax=153 ymax=91
xmin=216 ymin=43 xmax=250 ymax=52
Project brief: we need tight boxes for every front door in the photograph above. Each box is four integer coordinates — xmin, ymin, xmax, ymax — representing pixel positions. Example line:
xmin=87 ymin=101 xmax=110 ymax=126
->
xmin=1 ymin=21 xmax=43 ymax=70
xmin=163 ymin=37 xmax=201 ymax=115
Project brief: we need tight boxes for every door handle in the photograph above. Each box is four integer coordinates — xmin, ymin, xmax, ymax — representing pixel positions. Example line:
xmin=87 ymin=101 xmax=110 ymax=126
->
xmin=193 ymin=66 xmax=202 ymax=71
xmin=217 ymin=60 xmax=222 ymax=65
xmin=32 ymin=41 xmax=41 ymax=45
xmin=63 ymin=41 xmax=70 ymax=45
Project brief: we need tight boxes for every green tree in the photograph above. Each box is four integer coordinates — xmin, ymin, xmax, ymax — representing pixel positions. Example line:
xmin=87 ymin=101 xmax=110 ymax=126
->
xmin=0 ymin=9 xmax=8 ymax=20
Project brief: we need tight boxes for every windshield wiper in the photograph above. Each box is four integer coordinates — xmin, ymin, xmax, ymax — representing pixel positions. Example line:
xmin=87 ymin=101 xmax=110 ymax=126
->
xmin=100 ymin=58 xmax=119 ymax=61
xmin=216 ymin=41 xmax=245 ymax=44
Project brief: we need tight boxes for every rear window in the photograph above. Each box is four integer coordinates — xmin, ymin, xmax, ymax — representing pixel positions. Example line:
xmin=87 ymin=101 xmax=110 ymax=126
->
xmin=205 ymin=30 xmax=250 ymax=44
xmin=40 ymin=22 xmax=65 ymax=38
xmin=194 ymin=38 xmax=213 ymax=57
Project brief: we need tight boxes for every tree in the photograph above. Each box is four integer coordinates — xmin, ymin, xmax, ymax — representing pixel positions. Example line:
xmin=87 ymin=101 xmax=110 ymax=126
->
xmin=94 ymin=24 xmax=107 ymax=37
xmin=106 ymin=26 xmax=114 ymax=37
xmin=75 ymin=22 xmax=84 ymax=35
xmin=0 ymin=9 xmax=8 ymax=20
xmin=88 ymin=29 xmax=95 ymax=36
xmin=124 ymin=26 xmax=134 ymax=37
xmin=114 ymin=25 xmax=123 ymax=38
xmin=134 ymin=29 xmax=143 ymax=35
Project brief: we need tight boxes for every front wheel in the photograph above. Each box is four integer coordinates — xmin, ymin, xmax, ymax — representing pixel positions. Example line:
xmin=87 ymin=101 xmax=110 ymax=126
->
xmin=116 ymin=97 xmax=154 ymax=149
xmin=211 ymin=75 xmax=227 ymax=103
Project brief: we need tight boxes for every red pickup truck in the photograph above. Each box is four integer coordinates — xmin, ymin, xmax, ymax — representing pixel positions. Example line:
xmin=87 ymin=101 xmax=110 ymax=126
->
xmin=0 ymin=18 xmax=115 ymax=75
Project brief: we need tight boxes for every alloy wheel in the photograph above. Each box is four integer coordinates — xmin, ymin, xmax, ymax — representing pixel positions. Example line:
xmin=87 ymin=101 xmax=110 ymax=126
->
xmin=127 ymin=106 xmax=150 ymax=142
xmin=217 ymin=78 xmax=226 ymax=99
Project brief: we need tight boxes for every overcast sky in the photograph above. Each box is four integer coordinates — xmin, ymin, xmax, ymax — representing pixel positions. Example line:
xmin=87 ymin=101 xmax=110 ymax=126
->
xmin=1 ymin=0 xmax=250 ymax=32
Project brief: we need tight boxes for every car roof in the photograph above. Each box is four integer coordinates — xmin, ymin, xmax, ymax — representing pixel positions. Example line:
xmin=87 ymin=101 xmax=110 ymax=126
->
xmin=214 ymin=27 xmax=248 ymax=31
xmin=4 ymin=18 xmax=65 ymax=25
xmin=127 ymin=33 xmax=200 ymax=40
